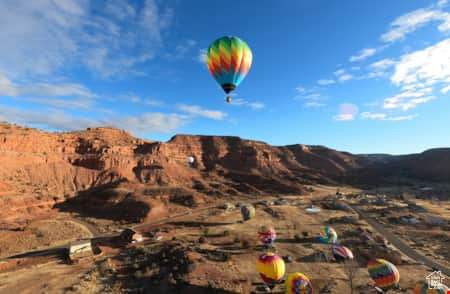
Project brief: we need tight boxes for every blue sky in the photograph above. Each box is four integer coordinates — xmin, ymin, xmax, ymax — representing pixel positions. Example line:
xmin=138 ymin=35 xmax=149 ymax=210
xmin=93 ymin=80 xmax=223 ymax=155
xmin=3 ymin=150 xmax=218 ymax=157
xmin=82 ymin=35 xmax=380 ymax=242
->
xmin=0 ymin=0 xmax=449 ymax=154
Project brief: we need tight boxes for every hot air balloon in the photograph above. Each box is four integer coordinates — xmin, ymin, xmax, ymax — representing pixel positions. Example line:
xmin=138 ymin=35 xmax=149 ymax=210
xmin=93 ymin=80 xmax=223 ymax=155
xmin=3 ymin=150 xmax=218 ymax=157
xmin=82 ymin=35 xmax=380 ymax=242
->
xmin=187 ymin=156 xmax=195 ymax=166
xmin=414 ymin=280 xmax=448 ymax=294
xmin=206 ymin=36 xmax=252 ymax=103
xmin=318 ymin=226 xmax=338 ymax=245
xmin=367 ymin=259 xmax=400 ymax=291
xmin=332 ymin=246 xmax=354 ymax=262
xmin=258 ymin=225 xmax=276 ymax=247
xmin=256 ymin=252 xmax=285 ymax=289
xmin=240 ymin=203 xmax=255 ymax=221
xmin=285 ymin=272 xmax=313 ymax=294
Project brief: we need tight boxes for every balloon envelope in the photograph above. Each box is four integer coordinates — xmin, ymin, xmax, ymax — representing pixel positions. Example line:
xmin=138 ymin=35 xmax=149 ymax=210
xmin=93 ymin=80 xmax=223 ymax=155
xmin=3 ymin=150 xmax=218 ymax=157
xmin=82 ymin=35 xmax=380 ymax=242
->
xmin=332 ymin=246 xmax=354 ymax=261
xmin=318 ymin=226 xmax=338 ymax=244
xmin=285 ymin=272 xmax=313 ymax=294
xmin=414 ymin=280 xmax=448 ymax=294
xmin=367 ymin=259 xmax=400 ymax=290
xmin=206 ymin=36 xmax=252 ymax=95
xmin=258 ymin=226 xmax=276 ymax=245
xmin=256 ymin=252 xmax=285 ymax=287
xmin=240 ymin=204 xmax=255 ymax=221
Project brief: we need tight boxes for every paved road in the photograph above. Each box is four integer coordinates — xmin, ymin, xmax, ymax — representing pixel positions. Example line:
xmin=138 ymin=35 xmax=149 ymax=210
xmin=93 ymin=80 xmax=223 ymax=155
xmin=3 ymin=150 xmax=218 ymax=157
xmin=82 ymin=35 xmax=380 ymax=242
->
xmin=349 ymin=203 xmax=450 ymax=277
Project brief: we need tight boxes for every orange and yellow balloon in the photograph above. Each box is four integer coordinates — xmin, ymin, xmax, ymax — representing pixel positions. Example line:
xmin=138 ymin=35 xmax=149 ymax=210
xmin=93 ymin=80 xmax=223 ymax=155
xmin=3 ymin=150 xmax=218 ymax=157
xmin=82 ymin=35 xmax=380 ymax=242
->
xmin=256 ymin=252 xmax=285 ymax=288
xmin=285 ymin=272 xmax=313 ymax=294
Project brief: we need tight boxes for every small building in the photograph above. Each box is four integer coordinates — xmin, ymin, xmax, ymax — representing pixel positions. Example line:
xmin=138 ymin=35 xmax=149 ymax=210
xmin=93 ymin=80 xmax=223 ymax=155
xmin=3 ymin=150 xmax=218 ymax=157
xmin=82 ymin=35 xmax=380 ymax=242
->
xmin=68 ymin=239 xmax=94 ymax=261
xmin=120 ymin=228 xmax=143 ymax=243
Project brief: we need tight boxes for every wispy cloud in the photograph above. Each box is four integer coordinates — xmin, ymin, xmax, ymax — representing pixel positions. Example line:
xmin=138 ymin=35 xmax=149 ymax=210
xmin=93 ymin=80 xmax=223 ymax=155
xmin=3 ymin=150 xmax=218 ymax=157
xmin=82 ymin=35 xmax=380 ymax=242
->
xmin=381 ymin=7 xmax=450 ymax=43
xmin=198 ymin=48 xmax=207 ymax=63
xmin=350 ymin=48 xmax=377 ymax=62
xmin=230 ymin=98 xmax=265 ymax=110
xmin=0 ymin=0 xmax=173 ymax=79
xmin=361 ymin=112 xmax=417 ymax=121
xmin=333 ymin=69 xmax=353 ymax=82
xmin=165 ymin=39 xmax=197 ymax=60
xmin=0 ymin=74 xmax=95 ymax=98
xmin=317 ymin=79 xmax=335 ymax=86
xmin=334 ymin=103 xmax=359 ymax=121
xmin=176 ymin=104 xmax=227 ymax=120
xmin=0 ymin=103 xmax=186 ymax=134
xmin=383 ymin=88 xmax=435 ymax=110
xmin=305 ymin=102 xmax=326 ymax=108
xmin=370 ymin=58 xmax=395 ymax=70
xmin=441 ymin=85 xmax=450 ymax=93
xmin=120 ymin=94 xmax=163 ymax=107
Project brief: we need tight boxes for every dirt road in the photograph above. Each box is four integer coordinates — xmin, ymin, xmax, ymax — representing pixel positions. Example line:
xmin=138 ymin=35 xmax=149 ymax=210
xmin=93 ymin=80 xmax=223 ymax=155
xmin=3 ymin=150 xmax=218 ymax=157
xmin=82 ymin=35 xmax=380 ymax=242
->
xmin=349 ymin=203 xmax=450 ymax=276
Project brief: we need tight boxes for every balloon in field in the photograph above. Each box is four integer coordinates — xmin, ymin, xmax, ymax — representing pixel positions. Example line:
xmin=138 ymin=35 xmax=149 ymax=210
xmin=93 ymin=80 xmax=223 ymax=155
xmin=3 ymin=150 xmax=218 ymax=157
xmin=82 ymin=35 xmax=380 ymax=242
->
xmin=256 ymin=252 xmax=285 ymax=289
xmin=206 ymin=36 xmax=252 ymax=103
xmin=414 ymin=280 xmax=448 ymax=294
xmin=332 ymin=245 xmax=354 ymax=262
xmin=367 ymin=259 xmax=400 ymax=291
xmin=240 ymin=203 xmax=255 ymax=221
xmin=285 ymin=272 xmax=313 ymax=294
xmin=318 ymin=226 xmax=338 ymax=244
xmin=258 ymin=226 xmax=276 ymax=246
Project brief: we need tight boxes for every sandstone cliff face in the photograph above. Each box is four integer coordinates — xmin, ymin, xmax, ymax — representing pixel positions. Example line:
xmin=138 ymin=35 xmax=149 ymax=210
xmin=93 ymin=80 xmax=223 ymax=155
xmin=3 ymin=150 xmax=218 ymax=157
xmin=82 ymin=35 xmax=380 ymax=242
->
xmin=1 ymin=122 xmax=448 ymax=226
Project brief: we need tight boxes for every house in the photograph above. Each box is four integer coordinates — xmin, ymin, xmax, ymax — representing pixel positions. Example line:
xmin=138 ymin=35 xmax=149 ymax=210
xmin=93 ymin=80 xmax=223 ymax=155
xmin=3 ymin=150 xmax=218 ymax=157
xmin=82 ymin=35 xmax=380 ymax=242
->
xmin=426 ymin=271 xmax=445 ymax=289
xmin=68 ymin=239 xmax=94 ymax=261
xmin=120 ymin=228 xmax=143 ymax=243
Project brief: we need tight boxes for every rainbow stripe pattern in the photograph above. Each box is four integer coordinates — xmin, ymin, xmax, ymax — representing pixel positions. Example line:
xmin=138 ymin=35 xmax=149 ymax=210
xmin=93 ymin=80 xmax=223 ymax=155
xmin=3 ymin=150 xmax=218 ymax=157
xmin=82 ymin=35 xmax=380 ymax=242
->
xmin=206 ymin=36 xmax=252 ymax=94
xmin=414 ymin=280 xmax=448 ymax=294
xmin=285 ymin=272 xmax=313 ymax=294
xmin=256 ymin=252 xmax=285 ymax=286
xmin=318 ymin=226 xmax=338 ymax=244
xmin=367 ymin=259 xmax=400 ymax=290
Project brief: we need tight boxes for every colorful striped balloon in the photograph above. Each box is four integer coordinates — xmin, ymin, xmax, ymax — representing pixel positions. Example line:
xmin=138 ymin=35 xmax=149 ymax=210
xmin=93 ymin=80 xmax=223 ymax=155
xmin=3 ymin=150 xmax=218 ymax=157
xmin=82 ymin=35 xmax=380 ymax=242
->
xmin=285 ymin=272 xmax=313 ymax=294
xmin=332 ymin=246 xmax=354 ymax=262
xmin=367 ymin=259 xmax=400 ymax=290
xmin=258 ymin=226 xmax=276 ymax=246
xmin=318 ymin=226 xmax=338 ymax=244
xmin=206 ymin=36 xmax=252 ymax=97
xmin=256 ymin=252 xmax=285 ymax=287
xmin=414 ymin=280 xmax=448 ymax=294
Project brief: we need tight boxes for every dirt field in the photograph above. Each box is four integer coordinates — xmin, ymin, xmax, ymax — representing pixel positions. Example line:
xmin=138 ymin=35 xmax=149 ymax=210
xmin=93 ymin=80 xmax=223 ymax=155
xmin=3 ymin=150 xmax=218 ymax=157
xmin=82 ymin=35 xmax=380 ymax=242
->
xmin=0 ymin=220 xmax=93 ymax=258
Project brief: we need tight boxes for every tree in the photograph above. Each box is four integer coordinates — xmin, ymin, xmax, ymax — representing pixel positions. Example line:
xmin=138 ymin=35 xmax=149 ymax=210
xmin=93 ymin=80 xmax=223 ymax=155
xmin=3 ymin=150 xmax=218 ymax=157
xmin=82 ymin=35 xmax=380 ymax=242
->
xmin=342 ymin=260 xmax=358 ymax=294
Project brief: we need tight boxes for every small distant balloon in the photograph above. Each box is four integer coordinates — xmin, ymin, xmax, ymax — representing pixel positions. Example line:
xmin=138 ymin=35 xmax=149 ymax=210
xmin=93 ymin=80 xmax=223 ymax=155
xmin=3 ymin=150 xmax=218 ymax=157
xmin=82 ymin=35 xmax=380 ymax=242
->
xmin=258 ymin=226 xmax=276 ymax=247
xmin=285 ymin=272 xmax=313 ymax=294
xmin=188 ymin=156 xmax=195 ymax=165
xmin=332 ymin=246 xmax=354 ymax=262
xmin=240 ymin=203 xmax=255 ymax=221
xmin=318 ymin=226 xmax=338 ymax=245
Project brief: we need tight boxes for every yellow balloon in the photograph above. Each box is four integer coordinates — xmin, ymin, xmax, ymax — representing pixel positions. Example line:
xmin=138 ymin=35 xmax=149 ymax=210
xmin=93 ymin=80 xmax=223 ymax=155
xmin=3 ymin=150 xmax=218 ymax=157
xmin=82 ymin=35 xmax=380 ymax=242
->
xmin=256 ymin=252 xmax=285 ymax=287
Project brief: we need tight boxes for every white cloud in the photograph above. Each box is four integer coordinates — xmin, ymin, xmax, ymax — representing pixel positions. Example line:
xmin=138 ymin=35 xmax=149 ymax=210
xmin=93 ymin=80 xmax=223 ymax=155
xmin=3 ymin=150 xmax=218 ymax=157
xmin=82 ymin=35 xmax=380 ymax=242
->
xmin=305 ymin=102 xmax=326 ymax=108
xmin=391 ymin=38 xmax=450 ymax=87
xmin=334 ymin=103 xmax=358 ymax=121
xmin=120 ymin=94 xmax=163 ymax=107
xmin=351 ymin=66 xmax=361 ymax=71
xmin=333 ymin=69 xmax=346 ymax=76
xmin=383 ymin=88 xmax=435 ymax=110
xmin=198 ymin=48 xmax=207 ymax=63
xmin=338 ymin=74 xmax=353 ymax=82
xmin=25 ymin=97 xmax=94 ymax=109
xmin=441 ymin=85 xmax=450 ymax=93
xmin=0 ymin=104 xmax=186 ymax=133
xmin=370 ymin=58 xmax=396 ymax=70
xmin=176 ymin=104 xmax=227 ymax=120
xmin=304 ymin=93 xmax=321 ymax=100
xmin=0 ymin=74 xmax=95 ymax=98
xmin=317 ymin=79 xmax=335 ymax=86
xmin=229 ymin=98 xmax=265 ymax=110
xmin=0 ymin=0 xmax=173 ymax=79
xmin=350 ymin=48 xmax=377 ymax=62
xmin=361 ymin=112 xmax=417 ymax=121
xmin=381 ymin=8 xmax=450 ymax=43
xmin=361 ymin=112 xmax=387 ymax=120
